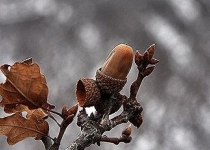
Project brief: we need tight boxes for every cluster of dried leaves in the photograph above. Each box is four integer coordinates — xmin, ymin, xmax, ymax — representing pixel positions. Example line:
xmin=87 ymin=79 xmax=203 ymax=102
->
xmin=0 ymin=58 xmax=77 ymax=148
xmin=0 ymin=58 xmax=53 ymax=145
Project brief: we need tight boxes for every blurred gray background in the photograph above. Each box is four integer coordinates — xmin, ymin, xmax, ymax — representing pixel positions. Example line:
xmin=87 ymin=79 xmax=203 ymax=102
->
xmin=0 ymin=0 xmax=209 ymax=150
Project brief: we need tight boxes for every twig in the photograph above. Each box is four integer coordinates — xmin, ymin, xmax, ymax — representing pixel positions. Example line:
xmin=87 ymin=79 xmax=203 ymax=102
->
xmin=42 ymin=136 xmax=53 ymax=150
xmin=48 ymin=114 xmax=61 ymax=127
xmin=66 ymin=44 xmax=159 ymax=150
xmin=50 ymin=114 xmax=75 ymax=150
xmin=101 ymin=135 xmax=132 ymax=145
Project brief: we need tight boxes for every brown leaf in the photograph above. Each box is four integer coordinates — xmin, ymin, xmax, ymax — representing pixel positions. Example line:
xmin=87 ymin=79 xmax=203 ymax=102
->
xmin=24 ymin=107 xmax=49 ymax=121
xmin=0 ymin=113 xmax=49 ymax=145
xmin=3 ymin=104 xmax=48 ymax=120
xmin=0 ymin=58 xmax=55 ymax=111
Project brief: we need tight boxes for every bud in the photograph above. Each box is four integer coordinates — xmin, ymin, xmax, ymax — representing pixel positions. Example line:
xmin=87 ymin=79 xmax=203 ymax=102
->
xmin=134 ymin=50 xmax=143 ymax=66
xmin=149 ymin=58 xmax=159 ymax=64
xmin=62 ymin=105 xmax=68 ymax=117
xmin=129 ymin=114 xmax=143 ymax=128
xmin=143 ymin=51 xmax=149 ymax=61
xmin=146 ymin=44 xmax=155 ymax=60
xmin=122 ymin=124 xmax=132 ymax=137
xmin=144 ymin=66 xmax=155 ymax=76
xmin=67 ymin=104 xmax=78 ymax=116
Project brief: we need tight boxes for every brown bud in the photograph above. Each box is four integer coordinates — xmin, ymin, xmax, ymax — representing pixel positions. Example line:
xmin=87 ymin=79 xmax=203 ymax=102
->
xmin=129 ymin=114 xmax=143 ymax=128
xmin=146 ymin=44 xmax=155 ymax=60
xmin=122 ymin=124 xmax=132 ymax=137
xmin=149 ymin=58 xmax=159 ymax=64
xmin=63 ymin=114 xmax=74 ymax=127
xmin=143 ymin=51 xmax=149 ymax=61
xmin=134 ymin=50 xmax=143 ymax=65
xmin=76 ymin=78 xmax=101 ymax=107
xmin=67 ymin=104 xmax=78 ymax=116
xmin=144 ymin=66 xmax=155 ymax=76
xmin=101 ymin=44 xmax=133 ymax=80
xmin=62 ymin=105 xmax=68 ymax=117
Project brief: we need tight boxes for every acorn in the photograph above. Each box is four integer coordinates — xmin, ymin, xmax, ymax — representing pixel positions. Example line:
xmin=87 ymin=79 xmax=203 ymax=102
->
xmin=96 ymin=44 xmax=133 ymax=94
xmin=75 ymin=44 xmax=134 ymax=112
xmin=76 ymin=78 xmax=101 ymax=107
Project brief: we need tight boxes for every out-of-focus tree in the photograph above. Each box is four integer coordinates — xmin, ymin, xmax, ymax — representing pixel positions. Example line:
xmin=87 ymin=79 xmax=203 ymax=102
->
xmin=0 ymin=0 xmax=210 ymax=150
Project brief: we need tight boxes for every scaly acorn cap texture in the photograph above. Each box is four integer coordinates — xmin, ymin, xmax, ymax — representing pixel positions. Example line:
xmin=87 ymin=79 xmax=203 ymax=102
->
xmin=96 ymin=44 xmax=133 ymax=94
xmin=76 ymin=78 xmax=101 ymax=107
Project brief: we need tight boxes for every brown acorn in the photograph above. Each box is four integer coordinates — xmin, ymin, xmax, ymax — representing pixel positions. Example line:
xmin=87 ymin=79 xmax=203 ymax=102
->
xmin=96 ymin=44 xmax=133 ymax=94
xmin=76 ymin=78 xmax=101 ymax=107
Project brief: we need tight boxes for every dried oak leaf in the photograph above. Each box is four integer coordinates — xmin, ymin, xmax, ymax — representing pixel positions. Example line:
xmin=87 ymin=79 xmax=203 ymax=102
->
xmin=0 ymin=58 xmax=55 ymax=112
xmin=0 ymin=112 xmax=49 ymax=145
xmin=5 ymin=104 xmax=49 ymax=121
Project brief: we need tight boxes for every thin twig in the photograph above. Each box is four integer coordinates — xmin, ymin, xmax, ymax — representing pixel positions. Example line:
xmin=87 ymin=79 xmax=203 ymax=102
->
xmin=42 ymin=136 xmax=53 ymax=150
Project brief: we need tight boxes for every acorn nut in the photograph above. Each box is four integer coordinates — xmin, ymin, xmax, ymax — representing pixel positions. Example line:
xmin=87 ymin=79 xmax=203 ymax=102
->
xmin=96 ymin=44 xmax=133 ymax=94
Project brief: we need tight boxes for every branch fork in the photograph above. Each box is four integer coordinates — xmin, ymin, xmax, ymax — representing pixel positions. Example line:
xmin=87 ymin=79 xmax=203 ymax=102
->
xmin=66 ymin=44 xmax=159 ymax=150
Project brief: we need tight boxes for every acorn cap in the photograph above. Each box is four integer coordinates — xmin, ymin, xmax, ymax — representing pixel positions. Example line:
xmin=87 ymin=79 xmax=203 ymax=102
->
xmin=76 ymin=78 xmax=101 ymax=107
xmin=95 ymin=69 xmax=127 ymax=94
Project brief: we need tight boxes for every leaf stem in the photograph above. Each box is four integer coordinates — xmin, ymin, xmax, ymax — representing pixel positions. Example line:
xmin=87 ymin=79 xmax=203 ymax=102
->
xmin=48 ymin=114 xmax=61 ymax=127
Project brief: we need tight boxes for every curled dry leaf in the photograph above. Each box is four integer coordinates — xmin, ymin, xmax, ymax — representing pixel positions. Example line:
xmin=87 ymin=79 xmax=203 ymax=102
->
xmin=0 ymin=113 xmax=49 ymax=145
xmin=25 ymin=107 xmax=49 ymax=121
xmin=0 ymin=58 xmax=55 ymax=112
xmin=3 ymin=104 xmax=48 ymax=120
